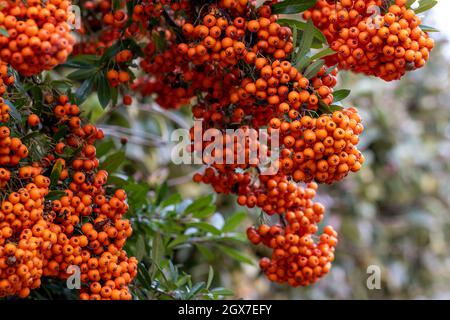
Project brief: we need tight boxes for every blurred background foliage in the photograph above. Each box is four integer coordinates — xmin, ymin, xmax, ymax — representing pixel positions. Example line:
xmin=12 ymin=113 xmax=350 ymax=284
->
xmin=65 ymin=9 xmax=450 ymax=300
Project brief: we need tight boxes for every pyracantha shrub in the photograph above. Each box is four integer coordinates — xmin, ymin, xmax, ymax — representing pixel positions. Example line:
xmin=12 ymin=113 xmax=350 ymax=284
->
xmin=0 ymin=0 xmax=437 ymax=297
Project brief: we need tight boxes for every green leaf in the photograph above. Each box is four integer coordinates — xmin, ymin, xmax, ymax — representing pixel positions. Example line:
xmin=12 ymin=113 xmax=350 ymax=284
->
xmin=100 ymin=150 xmax=126 ymax=173
xmin=222 ymin=211 xmax=247 ymax=233
xmin=271 ymin=0 xmax=317 ymax=14
xmin=187 ymin=222 xmax=221 ymax=235
xmin=193 ymin=206 xmax=216 ymax=219
xmin=46 ymin=190 xmax=67 ymax=201
xmin=332 ymin=89 xmax=351 ymax=102
xmin=206 ymin=266 xmax=214 ymax=290
xmin=195 ymin=244 xmax=214 ymax=261
xmin=137 ymin=263 xmax=153 ymax=289
xmin=303 ymin=59 xmax=325 ymax=79
xmin=167 ymin=235 xmax=189 ymax=250
xmin=324 ymin=64 xmax=338 ymax=76
xmin=100 ymin=42 xmax=122 ymax=63
xmin=185 ymin=282 xmax=206 ymax=300
xmin=111 ymin=86 xmax=119 ymax=106
xmin=50 ymin=160 xmax=64 ymax=187
xmin=96 ymin=71 xmax=111 ymax=108
xmin=125 ymin=37 xmax=145 ymax=58
xmin=51 ymin=80 xmax=73 ymax=91
xmin=30 ymin=85 xmax=43 ymax=104
xmin=4 ymin=99 xmax=22 ymax=123
xmin=297 ymin=19 xmax=316 ymax=60
xmin=126 ymin=0 xmax=136 ymax=19
xmin=106 ymin=176 xmax=128 ymax=188
xmin=150 ymin=232 xmax=164 ymax=277
xmin=63 ymin=55 xmax=99 ymax=69
xmin=58 ymin=144 xmax=83 ymax=159
xmin=168 ymin=260 xmax=179 ymax=283
xmin=210 ymin=287 xmax=234 ymax=296
xmin=53 ymin=125 xmax=69 ymax=141
xmin=330 ymin=104 xmax=344 ymax=112
xmin=135 ymin=236 xmax=146 ymax=262
xmin=310 ymin=48 xmax=336 ymax=61
xmin=151 ymin=32 xmax=168 ymax=52
xmin=311 ymin=37 xmax=326 ymax=49
xmin=420 ymin=24 xmax=439 ymax=33
xmin=278 ymin=18 xmax=327 ymax=45
xmin=112 ymin=0 xmax=122 ymax=11
xmin=75 ymin=78 xmax=94 ymax=105
xmin=220 ymin=234 xmax=248 ymax=244
xmin=292 ymin=26 xmax=298 ymax=51
xmin=184 ymin=194 xmax=215 ymax=216
xmin=155 ymin=182 xmax=168 ymax=206
xmin=96 ymin=140 xmax=115 ymax=158
xmin=0 ymin=28 xmax=9 ymax=37
xmin=160 ymin=193 xmax=182 ymax=208
xmin=175 ymin=274 xmax=189 ymax=288
xmin=219 ymin=246 xmax=254 ymax=265
xmin=67 ymin=68 xmax=97 ymax=81
xmin=124 ymin=182 xmax=149 ymax=210
xmin=414 ymin=0 xmax=437 ymax=14
xmin=318 ymin=99 xmax=333 ymax=114
xmin=406 ymin=0 xmax=417 ymax=8
xmin=295 ymin=55 xmax=311 ymax=71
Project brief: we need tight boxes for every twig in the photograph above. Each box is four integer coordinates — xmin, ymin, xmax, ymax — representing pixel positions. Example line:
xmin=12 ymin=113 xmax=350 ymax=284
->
xmin=139 ymin=103 xmax=191 ymax=130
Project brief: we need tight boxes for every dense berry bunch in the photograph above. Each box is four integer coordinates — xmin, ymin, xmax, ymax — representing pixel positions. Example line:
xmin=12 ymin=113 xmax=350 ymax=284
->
xmin=247 ymin=183 xmax=338 ymax=286
xmin=32 ymin=0 xmax=434 ymax=291
xmin=271 ymin=108 xmax=365 ymax=184
xmin=0 ymin=179 xmax=50 ymax=297
xmin=130 ymin=0 xmax=362 ymax=287
xmin=304 ymin=0 xmax=434 ymax=80
xmin=0 ymin=93 xmax=137 ymax=299
xmin=178 ymin=2 xmax=364 ymax=209
xmin=0 ymin=0 xmax=76 ymax=76
xmin=133 ymin=41 xmax=196 ymax=109
xmin=0 ymin=63 xmax=48 ymax=297
xmin=73 ymin=0 xmax=120 ymax=55
xmin=44 ymin=96 xmax=137 ymax=300
xmin=0 ymin=22 xmax=136 ymax=298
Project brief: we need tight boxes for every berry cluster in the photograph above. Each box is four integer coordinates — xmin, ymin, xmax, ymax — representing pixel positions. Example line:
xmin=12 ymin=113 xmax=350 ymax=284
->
xmin=304 ymin=0 xmax=434 ymax=80
xmin=247 ymin=183 xmax=337 ymax=286
xmin=0 ymin=0 xmax=75 ymax=76
xmin=0 ymin=90 xmax=137 ymax=299
xmin=129 ymin=0 xmax=360 ymax=287
xmin=0 ymin=4 xmax=137 ymax=296
xmin=56 ymin=0 xmax=435 ymax=290
xmin=0 ymin=60 xmax=27 ymax=190
xmin=272 ymin=109 xmax=365 ymax=184
xmin=0 ymin=178 xmax=51 ymax=298
xmin=134 ymin=40 xmax=216 ymax=109
xmin=46 ymin=96 xmax=137 ymax=300
xmin=0 ymin=62 xmax=49 ymax=296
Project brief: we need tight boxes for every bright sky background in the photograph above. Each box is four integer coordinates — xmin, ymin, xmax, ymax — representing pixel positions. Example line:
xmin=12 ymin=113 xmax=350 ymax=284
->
xmin=425 ymin=1 xmax=450 ymax=47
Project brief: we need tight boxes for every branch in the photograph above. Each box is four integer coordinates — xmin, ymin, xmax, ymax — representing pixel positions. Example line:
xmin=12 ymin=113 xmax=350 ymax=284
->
xmin=140 ymin=103 xmax=191 ymax=130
